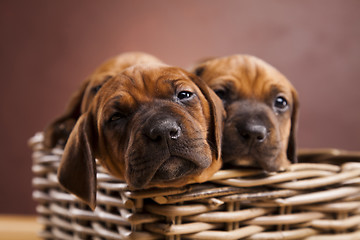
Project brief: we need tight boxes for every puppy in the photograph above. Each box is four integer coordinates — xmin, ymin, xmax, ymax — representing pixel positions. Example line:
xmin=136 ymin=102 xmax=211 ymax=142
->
xmin=193 ymin=55 xmax=299 ymax=172
xmin=59 ymin=63 xmax=224 ymax=209
xmin=44 ymin=52 xmax=163 ymax=149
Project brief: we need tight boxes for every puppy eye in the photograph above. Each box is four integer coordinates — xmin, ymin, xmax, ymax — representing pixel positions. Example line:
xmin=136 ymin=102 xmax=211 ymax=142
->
xmin=274 ymin=96 xmax=288 ymax=111
xmin=214 ymin=89 xmax=226 ymax=99
xmin=177 ymin=91 xmax=193 ymax=100
xmin=109 ymin=112 xmax=125 ymax=122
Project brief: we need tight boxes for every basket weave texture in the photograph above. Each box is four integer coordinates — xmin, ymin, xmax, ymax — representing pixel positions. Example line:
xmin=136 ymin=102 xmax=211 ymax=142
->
xmin=30 ymin=132 xmax=360 ymax=240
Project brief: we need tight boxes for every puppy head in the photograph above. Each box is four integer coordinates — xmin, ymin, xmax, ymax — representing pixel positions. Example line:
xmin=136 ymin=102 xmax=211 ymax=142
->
xmin=43 ymin=52 xmax=163 ymax=149
xmin=58 ymin=63 xmax=224 ymax=208
xmin=194 ymin=55 xmax=299 ymax=172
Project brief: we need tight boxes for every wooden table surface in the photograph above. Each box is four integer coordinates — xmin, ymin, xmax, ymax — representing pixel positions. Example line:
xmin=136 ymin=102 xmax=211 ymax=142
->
xmin=0 ymin=215 xmax=42 ymax=240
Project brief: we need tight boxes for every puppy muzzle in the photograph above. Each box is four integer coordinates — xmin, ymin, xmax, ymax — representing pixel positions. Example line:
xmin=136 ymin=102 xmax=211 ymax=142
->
xmin=126 ymin=109 xmax=211 ymax=189
xmin=223 ymin=101 xmax=282 ymax=171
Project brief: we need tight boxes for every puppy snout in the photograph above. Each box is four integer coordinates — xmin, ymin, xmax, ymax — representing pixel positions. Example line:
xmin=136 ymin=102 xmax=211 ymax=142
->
xmin=237 ymin=124 xmax=267 ymax=143
xmin=146 ymin=118 xmax=182 ymax=142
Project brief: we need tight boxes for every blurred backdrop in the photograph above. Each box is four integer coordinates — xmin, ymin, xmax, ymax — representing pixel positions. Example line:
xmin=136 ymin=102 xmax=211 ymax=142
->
xmin=1 ymin=0 xmax=359 ymax=214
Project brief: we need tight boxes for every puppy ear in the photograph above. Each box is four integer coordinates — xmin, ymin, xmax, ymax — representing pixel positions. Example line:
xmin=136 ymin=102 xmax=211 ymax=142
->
xmin=57 ymin=112 xmax=97 ymax=210
xmin=207 ymin=88 xmax=225 ymax=161
xmin=43 ymin=79 xmax=90 ymax=149
xmin=194 ymin=65 xmax=205 ymax=77
xmin=191 ymin=57 xmax=216 ymax=77
xmin=189 ymin=74 xmax=225 ymax=161
xmin=287 ymin=89 xmax=299 ymax=163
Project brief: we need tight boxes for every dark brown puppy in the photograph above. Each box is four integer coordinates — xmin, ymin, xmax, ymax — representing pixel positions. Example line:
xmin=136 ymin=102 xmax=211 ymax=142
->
xmin=193 ymin=55 xmax=299 ymax=172
xmin=44 ymin=52 xmax=163 ymax=149
xmin=59 ymin=63 xmax=224 ymax=209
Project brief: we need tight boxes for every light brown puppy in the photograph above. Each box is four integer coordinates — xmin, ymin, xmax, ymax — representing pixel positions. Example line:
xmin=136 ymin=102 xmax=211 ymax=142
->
xmin=59 ymin=63 xmax=224 ymax=209
xmin=193 ymin=55 xmax=299 ymax=172
xmin=44 ymin=52 xmax=163 ymax=149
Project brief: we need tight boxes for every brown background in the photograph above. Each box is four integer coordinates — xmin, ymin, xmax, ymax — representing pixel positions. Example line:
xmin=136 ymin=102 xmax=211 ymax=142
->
xmin=1 ymin=0 xmax=359 ymax=214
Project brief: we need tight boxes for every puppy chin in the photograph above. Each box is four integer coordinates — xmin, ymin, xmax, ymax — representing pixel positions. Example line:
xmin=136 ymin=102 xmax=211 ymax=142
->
xmin=126 ymin=155 xmax=210 ymax=190
xmin=224 ymin=149 xmax=290 ymax=173
xmin=266 ymin=153 xmax=291 ymax=173
xmin=258 ymin=158 xmax=290 ymax=173
xmin=152 ymin=157 xmax=198 ymax=181
xmin=227 ymin=157 xmax=256 ymax=167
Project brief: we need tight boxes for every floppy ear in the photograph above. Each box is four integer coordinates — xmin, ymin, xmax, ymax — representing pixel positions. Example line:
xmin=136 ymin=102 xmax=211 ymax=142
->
xmin=194 ymin=65 xmax=206 ymax=77
xmin=287 ymin=89 xmax=299 ymax=163
xmin=191 ymin=57 xmax=216 ymax=77
xmin=57 ymin=112 xmax=97 ymax=210
xmin=189 ymin=74 xmax=225 ymax=161
xmin=44 ymin=79 xmax=90 ymax=149
xmin=207 ymin=88 xmax=225 ymax=161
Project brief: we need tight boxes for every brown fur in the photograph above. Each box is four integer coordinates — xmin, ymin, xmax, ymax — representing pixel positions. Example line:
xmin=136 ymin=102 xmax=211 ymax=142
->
xmin=43 ymin=52 xmax=163 ymax=149
xmin=58 ymin=63 xmax=224 ymax=209
xmin=193 ymin=54 xmax=299 ymax=172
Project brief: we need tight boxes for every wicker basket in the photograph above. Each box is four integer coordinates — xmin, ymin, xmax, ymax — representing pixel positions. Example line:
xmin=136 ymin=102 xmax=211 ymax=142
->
xmin=30 ymin=132 xmax=360 ymax=240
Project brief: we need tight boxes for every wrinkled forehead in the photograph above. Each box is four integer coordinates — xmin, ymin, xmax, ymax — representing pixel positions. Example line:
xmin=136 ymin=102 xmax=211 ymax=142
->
xmin=94 ymin=64 xmax=199 ymax=104
xmin=202 ymin=55 xmax=294 ymax=97
xmin=122 ymin=63 xmax=184 ymax=81
xmin=122 ymin=63 xmax=197 ymax=92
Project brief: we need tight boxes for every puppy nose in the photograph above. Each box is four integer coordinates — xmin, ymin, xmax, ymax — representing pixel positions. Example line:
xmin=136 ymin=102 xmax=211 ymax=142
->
xmin=238 ymin=124 xmax=267 ymax=143
xmin=147 ymin=118 xmax=182 ymax=142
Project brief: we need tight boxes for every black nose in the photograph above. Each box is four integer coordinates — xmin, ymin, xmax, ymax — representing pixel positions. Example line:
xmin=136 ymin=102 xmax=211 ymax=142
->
xmin=237 ymin=124 xmax=267 ymax=143
xmin=146 ymin=118 xmax=182 ymax=142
